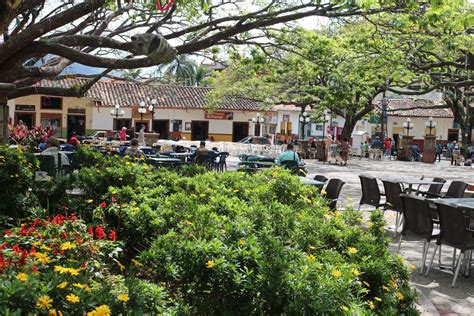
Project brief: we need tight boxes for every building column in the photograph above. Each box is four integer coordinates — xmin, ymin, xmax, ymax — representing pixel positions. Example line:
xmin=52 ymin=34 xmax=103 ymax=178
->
xmin=0 ymin=84 xmax=16 ymax=145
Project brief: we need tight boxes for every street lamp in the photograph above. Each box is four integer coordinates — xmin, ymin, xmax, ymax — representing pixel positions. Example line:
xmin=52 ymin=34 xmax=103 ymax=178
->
xmin=143 ymin=98 xmax=158 ymax=132
xmin=403 ymin=118 xmax=414 ymax=137
xmin=110 ymin=104 xmax=125 ymax=131
xmin=425 ymin=116 xmax=437 ymax=136
xmin=381 ymin=97 xmax=389 ymax=141
xmin=299 ymin=111 xmax=310 ymax=139
xmin=252 ymin=113 xmax=265 ymax=136
xmin=138 ymin=101 xmax=147 ymax=124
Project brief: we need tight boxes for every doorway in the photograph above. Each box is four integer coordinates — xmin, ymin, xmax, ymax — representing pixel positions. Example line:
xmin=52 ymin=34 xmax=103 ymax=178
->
xmin=135 ymin=122 xmax=149 ymax=133
xmin=191 ymin=121 xmax=209 ymax=141
xmin=67 ymin=115 xmax=86 ymax=137
xmin=448 ymin=129 xmax=459 ymax=142
xmin=15 ymin=112 xmax=34 ymax=128
xmin=152 ymin=120 xmax=169 ymax=139
xmin=233 ymin=122 xmax=249 ymax=142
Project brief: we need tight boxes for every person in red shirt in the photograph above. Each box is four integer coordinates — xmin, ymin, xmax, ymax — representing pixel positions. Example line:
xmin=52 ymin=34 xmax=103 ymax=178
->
xmin=67 ymin=132 xmax=80 ymax=148
xmin=384 ymin=138 xmax=391 ymax=158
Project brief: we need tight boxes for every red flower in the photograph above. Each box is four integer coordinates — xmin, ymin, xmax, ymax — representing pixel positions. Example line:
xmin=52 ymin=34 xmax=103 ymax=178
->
xmin=3 ymin=230 xmax=12 ymax=236
xmin=32 ymin=264 xmax=39 ymax=273
xmin=100 ymin=201 xmax=107 ymax=208
xmin=108 ymin=230 xmax=117 ymax=241
xmin=61 ymin=232 xmax=68 ymax=239
xmin=87 ymin=226 xmax=94 ymax=238
xmin=95 ymin=226 xmax=106 ymax=240
xmin=111 ymin=197 xmax=117 ymax=203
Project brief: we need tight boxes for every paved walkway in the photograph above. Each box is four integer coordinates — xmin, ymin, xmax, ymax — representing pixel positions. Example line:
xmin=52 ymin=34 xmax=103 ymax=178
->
xmin=228 ymin=157 xmax=474 ymax=315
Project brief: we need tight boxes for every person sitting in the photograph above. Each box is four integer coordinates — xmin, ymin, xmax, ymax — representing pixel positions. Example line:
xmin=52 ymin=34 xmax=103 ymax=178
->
xmin=411 ymin=144 xmax=421 ymax=161
xmin=41 ymin=137 xmax=70 ymax=168
xmin=196 ymin=141 xmax=209 ymax=157
xmin=124 ymin=139 xmax=145 ymax=159
xmin=67 ymin=132 xmax=80 ymax=148
xmin=277 ymin=143 xmax=300 ymax=165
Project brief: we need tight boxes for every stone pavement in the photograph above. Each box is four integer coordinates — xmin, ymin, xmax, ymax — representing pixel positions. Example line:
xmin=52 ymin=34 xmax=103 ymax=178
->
xmin=227 ymin=157 xmax=474 ymax=315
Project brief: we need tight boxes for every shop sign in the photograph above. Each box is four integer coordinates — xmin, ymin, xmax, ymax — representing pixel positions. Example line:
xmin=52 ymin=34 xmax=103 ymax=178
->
xmin=15 ymin=104 xmax=35 ymax=111
xmin=204 ymin=111 xmax=233 ymax=120
xmin=68 ymin=108 xmax=86 ymax=114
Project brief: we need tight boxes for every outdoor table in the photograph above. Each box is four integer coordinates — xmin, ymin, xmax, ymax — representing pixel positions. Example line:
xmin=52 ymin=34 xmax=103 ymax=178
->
xmin=169 ymin=152 xmax=192 ymax=162
xmin=149 ymin=157 xmax=182 ymax=163
xmin=382 ymin=177 xmax=440 ymax=194
xmin=254 ymin=161 xmax=276 ymax=168
xmin=300 ymin=178 xmax=325 ymax=187
xmin=432 ymin=198 xmax=474 ymax=209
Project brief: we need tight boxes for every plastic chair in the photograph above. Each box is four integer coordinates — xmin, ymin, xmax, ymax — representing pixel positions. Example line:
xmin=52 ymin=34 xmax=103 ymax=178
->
xmin=216 ymin=152 xmax=229 ymax=172
xmin=358 ymin=175 xmax=385 ymax=211
xmin=325 ymin=178 xmax=345 ymax=210
xmin=425 ymin=203 xmax=474 ymax=287
xmin=399 ymin=194 xmax=440 ymax=274
xmin=382 ymin=180 xmax=404 ymax=236
xmin=418 ymin=177 xmax=446 ymax=197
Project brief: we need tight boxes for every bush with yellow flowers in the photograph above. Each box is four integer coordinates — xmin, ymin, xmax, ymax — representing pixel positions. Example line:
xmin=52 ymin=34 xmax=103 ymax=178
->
xmin=0 ymin=214 xmax=173 ymax=314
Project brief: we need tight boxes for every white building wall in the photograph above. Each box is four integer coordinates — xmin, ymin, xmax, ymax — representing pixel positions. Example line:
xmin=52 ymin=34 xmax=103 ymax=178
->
xmin=387 ymin=116 xmax=453 ymax=140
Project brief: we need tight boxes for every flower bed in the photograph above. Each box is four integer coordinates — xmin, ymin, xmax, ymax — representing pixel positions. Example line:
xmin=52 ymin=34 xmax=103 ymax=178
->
xmin=1 ymin=147 xmax=418 ymax=314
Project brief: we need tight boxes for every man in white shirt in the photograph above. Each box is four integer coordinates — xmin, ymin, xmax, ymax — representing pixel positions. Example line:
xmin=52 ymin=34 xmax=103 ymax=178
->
xmin=41 ymin=137 xmax=70 ymax=168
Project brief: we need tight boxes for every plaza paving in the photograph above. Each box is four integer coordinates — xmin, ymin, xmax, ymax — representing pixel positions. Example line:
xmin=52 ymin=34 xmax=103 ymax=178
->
xmin=227 ymin=157 xmax=474 ymax=315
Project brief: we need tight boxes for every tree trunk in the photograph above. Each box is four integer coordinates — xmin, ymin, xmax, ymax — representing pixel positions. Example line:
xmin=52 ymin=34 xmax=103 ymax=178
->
xmin=461 ymin=120 xmax=472 ymax=146
xmin=341 ymin=115 xmax=357 ymax=141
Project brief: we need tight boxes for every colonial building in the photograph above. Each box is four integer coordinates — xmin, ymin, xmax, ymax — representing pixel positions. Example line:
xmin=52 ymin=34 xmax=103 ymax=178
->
xmin=8 ymin=78 xmax=272 ymax=142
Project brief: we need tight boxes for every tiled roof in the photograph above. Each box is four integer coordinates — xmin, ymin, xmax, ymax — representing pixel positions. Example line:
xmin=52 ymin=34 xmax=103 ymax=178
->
xmin=34 ymin=78 xmax=264 ymax=111
xmin=375 ymin=99 xmax=453 ymax=118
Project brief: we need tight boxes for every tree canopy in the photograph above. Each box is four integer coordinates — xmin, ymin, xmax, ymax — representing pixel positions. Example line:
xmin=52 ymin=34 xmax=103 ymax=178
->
xmin=0 ymin=0 xmax=452 ymax=99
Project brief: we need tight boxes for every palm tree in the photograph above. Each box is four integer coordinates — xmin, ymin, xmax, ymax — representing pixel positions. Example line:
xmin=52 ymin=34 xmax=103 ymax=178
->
xmin=160 ymin=55 xmax=197 ymax=86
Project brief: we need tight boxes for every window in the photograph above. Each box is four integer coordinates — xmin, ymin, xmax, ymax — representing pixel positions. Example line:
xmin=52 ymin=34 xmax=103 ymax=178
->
xmin=315 ymin=124 xmax=323 ymax=131
xmin=41 ymin=96 xmax=63 ymax=110
xmin=113 ymin=119 xmax=131 ymax=130
xmin=172 ymin=120 xmax=182 ymax=132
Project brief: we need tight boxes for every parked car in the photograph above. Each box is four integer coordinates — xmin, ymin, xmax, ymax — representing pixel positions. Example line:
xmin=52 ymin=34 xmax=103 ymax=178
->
xmin=238 ymin=136 xmax=271 ymax=145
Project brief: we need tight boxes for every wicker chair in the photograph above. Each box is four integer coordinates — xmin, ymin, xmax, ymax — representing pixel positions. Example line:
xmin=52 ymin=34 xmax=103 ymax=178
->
xmin=418 ymin=177 xmax=446 ymax=197
xmin=425 ymin=203 xmax=474 ymax=287
xmin=325 ymin=178 xmax=345 ymax=210
xmin=382 ymin=180 xmax=404 ymax=236
xmin=314 ymin=175 xmax=328 ymax=183
xmin=399 ymin=194 xmax=440 ymax=274
xmin=358 ymin=175 xmax=385 ymax=211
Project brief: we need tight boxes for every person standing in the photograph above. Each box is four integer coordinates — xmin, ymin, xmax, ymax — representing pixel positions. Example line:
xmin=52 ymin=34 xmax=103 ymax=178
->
xmin=41 ymin=137 xmax=70 ymax=168
xmin=137 ymin=124 xmax=146 ymax=146
xmin=435 ymin=142 xmax=442 ymax=162
xmin=67 ymin=132 xmax=80 ymax=148
xmin=119 ymin=127 xmax=127 ymax=142
xmin=339 ymin=138 xmax=350 ymax=166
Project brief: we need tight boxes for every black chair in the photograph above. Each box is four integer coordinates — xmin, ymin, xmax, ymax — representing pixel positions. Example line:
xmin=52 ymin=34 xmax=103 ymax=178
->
xmin=418 ymin=177 xmax=446 ymax=197
xmin=325 ymin=178 xmax=345 ymax=210
xmin=280 ymin=160 xmax=301 ymax=175
xmin=38 ymin=155 xmax=56 ymax=177
xmin=194 ymin=154 xmax=213 ymax=169
xmin=425 ymin=203 xmax=474 ymax=287
xmin=399 ymin=194 xmax=440 ymax=274
xmin=216 ymin=152 xmax=229 ymax=172
xmin=358 ymin=175 xmax=385 ymax=211
xmin=382 ymin=180 xmax=404 ymax=236
xmin=314 ymin=175 xmax=328 ymax=183
xmin=444 ymin=181 xmax=468 ymax=198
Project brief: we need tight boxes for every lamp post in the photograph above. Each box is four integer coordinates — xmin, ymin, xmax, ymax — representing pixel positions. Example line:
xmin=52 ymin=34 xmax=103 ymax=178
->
xmin=403 ymin=118 xmax=414 ymax=137
xmin=252 ymin=113 xmax=265 ymax=136
xmin=381 ymin=97 xmax=389 ymax=141
xmin=110 ymin=104 xmax=125 ymax=131
xmin=138 ymin=101 xmax=147 ymax=125
xmin=299 ymin=111 xmax=310 ymax=140
xmin=425 ymin=116 xmax=437 ymax=136
xmin=147 ymin=98 xmax=157 ymax=132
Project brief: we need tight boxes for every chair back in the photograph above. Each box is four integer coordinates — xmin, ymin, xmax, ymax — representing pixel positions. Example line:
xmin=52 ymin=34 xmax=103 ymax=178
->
xmin=427 ymin=177 xmax=446 ymax=196
xmin=218 ymin=152 xmax=229 ymax=163
xmin=280 ymin=160 xmax=300 ymax=175
xmin=445 ymin=181 xmax=468 ymax=198
xmin=437 ymin=203 xmax=474 ymax=251
xmin=325 ymin=179 xmax=345 ymax=200
xmin=314 ymin=175 xmax=328 ymax=183
xmin=359 ymin=175 xmax=381 ymax=207
xmin=382 ymin=180 xmax=403 ymax=213
xmin=400 ymin=194 xmax=434 ymax=238
xmin=38 ymin=155 xmax=56 ymax=177
xmin=195 ymin=154 xmax=212 ymax=168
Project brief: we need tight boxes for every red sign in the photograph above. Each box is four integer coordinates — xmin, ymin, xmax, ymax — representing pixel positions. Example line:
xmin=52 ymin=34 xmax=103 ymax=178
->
xmin=154 ymin=0 xmax=176 ymax=12
xmin=204 ymin=111 xmax=233 ymax=120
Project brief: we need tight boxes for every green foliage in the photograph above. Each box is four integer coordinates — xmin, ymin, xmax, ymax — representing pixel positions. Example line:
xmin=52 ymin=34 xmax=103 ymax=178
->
xmin=0 ymin=146 xmax=40 ymax=223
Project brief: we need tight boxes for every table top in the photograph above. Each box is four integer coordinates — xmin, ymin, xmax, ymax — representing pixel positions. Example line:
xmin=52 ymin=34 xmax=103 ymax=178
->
xmin=432 ymin=198 xmax=474 ymax=209
xmin=381 ymin=177 xmax=439 ymax=186
xmin=148 ymin=157 xmax=182 ymax=163
xmin=169 ymin=152 xmax=191 ymax=156
xmin=300 ymin=178 xmax=325 ymax=186
xmin=255 ymin=161 xmax=276 ymax=166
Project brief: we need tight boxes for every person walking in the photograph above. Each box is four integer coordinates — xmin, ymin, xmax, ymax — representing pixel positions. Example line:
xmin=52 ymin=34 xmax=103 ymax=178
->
xmin=340 ymin=138 xmax=350 ymax=166
xmin=137 ymin=124 xmax=146 ymax=146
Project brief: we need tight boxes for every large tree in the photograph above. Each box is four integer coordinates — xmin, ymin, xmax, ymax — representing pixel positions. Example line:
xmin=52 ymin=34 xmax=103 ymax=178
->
xmin=0 ymin=0 xmax=450 ymax=100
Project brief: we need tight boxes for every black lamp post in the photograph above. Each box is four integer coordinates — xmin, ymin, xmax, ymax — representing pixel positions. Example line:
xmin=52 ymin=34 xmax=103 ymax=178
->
xmin=147 ymin=98 xmax=157 ymax=132
xmin=252 ymin=113 xmax=264 ymax=136
xmin=110 ymin=104 xmax=125 ymax=131
xmin=138 ymin=101 xmax=147 ymax=124
xmin=299 ymin=111 xmax=310 ymax=140
xmin=403 ymin=118 xmax=414 ymax=137
xmin=425 ymin=116 xmax=437 ymax=136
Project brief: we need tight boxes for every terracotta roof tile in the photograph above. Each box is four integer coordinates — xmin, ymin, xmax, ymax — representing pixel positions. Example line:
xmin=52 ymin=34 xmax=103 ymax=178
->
xmin=374 ymin=99 xmax=453 ymax=118
xmin=34 ymin=78 xmax=264 ymax=111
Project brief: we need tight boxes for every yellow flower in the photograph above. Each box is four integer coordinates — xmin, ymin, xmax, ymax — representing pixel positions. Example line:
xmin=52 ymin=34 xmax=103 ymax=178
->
xmin=36 ymin=295 xmax=53 ymax=310
xmin=347 ymin=247 xmax=358 ymax=254
xmin=308 ymin=246 xmax=316 ymax=250
xmin=16 ymin=272 xmax=28 ymax=282
xmin=54 ymin=266 xmax=80 ymax=276
xmin=206 ymin=260 xmax=216 ymax=269
xmin=306 ymin=254 xmax=316 ymax=261
xmin=321 ymin=190 xmax=327 ymax=196
xmin=34 ymin=252 xmax=50 ymax=264
xmin=382 ymin=285 xmax=390 ymax=292
xmin=87 ymin=305 xmax=112 ymax=316
xmin=57 ymin=281 xmax=68 ymax=289
xmin=390 ymin=279 xmax=399 ymax=289
xmin=368 ymin=301 xmax=375 ymax=310
xmin=40 ymin=245 xmax=53 ymax=252
xmin=374 ymin=297 xmax=382 ymax=302
xmin=363 ymin=281 xmax=370 ymax=287
xmin=117 ymin=293 xmax=130 ymax=302
xmin=184 ymin=220 xmax=193 ymax=226
xmin=66 ymin=294 xmax=80 ymax=303
xmin=331 ymin=269 xmax=342 ymax=278
xmin=395 ymin=291 xmax=405 ymax=301
xmin=341 ymin=306 xmax=349 ymax=312
xmin=60 ymin=242 xmax=76 ymax=251
xmin=351 ymin=269 xmax=360 ymax=276
xmin=49 ymin=309 xmax=63 ymax=316
xmin=131 ymin=259 xmax=143 ymax=266
xmin=408 ymin=264 xmax=416 ymax=270
xmin=86 ymin=199 xmax=94 ymax=203
xmin=239 ymin=239 xmax=245 ymax=245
